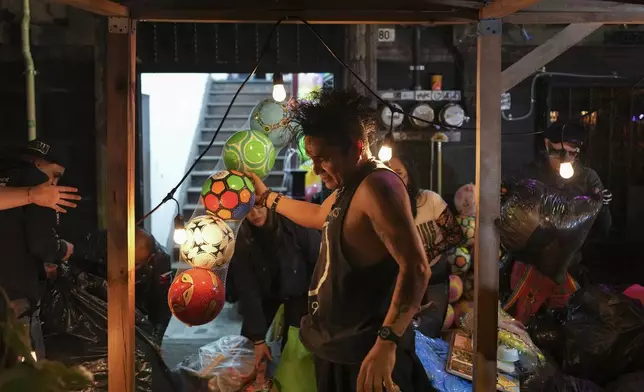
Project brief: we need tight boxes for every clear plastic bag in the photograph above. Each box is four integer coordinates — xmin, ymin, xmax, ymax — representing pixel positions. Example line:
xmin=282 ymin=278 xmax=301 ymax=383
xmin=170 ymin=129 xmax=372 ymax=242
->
xmin=177 ymin=335 xmax=256 ymax=392
xmin=461 ymin=305 xmax=546 ymax=374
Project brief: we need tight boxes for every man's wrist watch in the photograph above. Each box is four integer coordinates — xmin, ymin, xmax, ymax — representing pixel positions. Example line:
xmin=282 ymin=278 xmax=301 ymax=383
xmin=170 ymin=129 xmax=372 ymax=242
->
xmin=377 ymin=326 xmax=401 ymax=344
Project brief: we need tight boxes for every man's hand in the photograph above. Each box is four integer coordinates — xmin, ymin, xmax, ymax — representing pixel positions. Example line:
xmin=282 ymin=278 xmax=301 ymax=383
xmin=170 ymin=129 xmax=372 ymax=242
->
xmin=61 ymin=240 xmax=74 ymax=261
xmin=253 ymin=342 xmax=273 ymax=368
xmin=357 ymin=340 xmax=399 ymax=392
xmin=30 ymin=181 xmax=81 ymax=213
xmin=245 ymin=172 xmax=268 ymax=197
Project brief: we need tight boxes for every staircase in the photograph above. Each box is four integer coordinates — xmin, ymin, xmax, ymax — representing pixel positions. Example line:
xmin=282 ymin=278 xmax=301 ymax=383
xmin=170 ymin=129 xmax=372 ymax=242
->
xmin=175 ymin=78 xmax=290 ymax=260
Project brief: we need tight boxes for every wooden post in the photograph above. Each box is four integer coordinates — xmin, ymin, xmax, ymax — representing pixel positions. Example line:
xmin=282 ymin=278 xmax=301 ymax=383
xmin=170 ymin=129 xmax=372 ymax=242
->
xmin=473 ymin=19 xmax=502 ymax=392
xmin=344 ymin=24 xmax=378 ymax=93
xmin=106 ymin=17 xmax=137 ymax=392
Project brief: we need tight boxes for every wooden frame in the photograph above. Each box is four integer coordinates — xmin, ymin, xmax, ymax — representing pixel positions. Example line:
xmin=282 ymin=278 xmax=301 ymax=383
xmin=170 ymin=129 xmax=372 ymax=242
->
xmin=47 ymin=1 xmax=644 ymax=392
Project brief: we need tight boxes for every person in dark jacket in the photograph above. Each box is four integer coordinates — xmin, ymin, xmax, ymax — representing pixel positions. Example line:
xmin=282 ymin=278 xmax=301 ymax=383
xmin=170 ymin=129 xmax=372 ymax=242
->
xmin=0 ymin=139 xmax=75 ymax=359
xmin=228 ymin=204 xmax=320 ymax=368
xmin=503 ymin=122 xmax=612 ymax=323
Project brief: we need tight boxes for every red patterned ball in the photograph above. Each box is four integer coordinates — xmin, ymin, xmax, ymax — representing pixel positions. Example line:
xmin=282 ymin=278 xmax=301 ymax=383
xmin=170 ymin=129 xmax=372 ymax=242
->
xmin=168 ymin=268 xmax=225 ymax=326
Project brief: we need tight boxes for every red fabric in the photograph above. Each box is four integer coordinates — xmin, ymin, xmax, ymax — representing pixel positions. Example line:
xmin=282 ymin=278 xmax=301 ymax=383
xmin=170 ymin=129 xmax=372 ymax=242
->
xmin=503 ymin=261 xmax=579 ymax=324
xmin=624 ymin=285 xmax=644 ymax=306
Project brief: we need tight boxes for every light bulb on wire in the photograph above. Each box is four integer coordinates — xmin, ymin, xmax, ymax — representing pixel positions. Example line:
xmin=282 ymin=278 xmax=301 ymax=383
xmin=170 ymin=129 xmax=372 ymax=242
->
xmin=559 ymin=161 xmax=574 ymax=179
xmin=272 ymin=72 xmax=287 ymax=102
xmin=171 ymin=197 xmax=187 ymax=245
xmin=378 ymin=132 xmax=394 ymax=162
xmin=173 ymin=215 xmax=187 ymax=245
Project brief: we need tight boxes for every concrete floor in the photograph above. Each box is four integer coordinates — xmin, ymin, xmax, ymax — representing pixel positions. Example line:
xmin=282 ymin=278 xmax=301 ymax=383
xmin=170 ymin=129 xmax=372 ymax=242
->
xmin=161 ymin=301 xmax=244 ymax=368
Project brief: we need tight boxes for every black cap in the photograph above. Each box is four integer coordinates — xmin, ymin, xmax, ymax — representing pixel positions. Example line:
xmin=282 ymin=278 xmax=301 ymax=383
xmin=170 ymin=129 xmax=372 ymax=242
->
xmin=21 ymin=139 xmax=70 ymax=168
xmin=544 ymin=122 xmax=585 ymax=146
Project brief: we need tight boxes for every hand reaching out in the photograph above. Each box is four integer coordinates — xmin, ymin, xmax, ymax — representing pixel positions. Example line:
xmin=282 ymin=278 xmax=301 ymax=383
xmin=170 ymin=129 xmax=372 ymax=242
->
xmin=357 ymin=340 xmax=399 ymax=392
xmin=30 ymin=181 xmax=81 ymax=213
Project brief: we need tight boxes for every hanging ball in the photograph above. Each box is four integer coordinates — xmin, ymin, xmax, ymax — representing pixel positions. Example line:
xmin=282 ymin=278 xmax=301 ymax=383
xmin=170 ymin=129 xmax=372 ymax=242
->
xmin=180 ymin=215 xmax=236 ymax=269
xmin=223 ymin=130 xmax=276 ymax=179
xmin=443 ymin=304 xmax=455 ymax=330
xmin=456 ymin=215 xmax=476 ymax=246
xmin=168 ymin=268 xmax=225 ymax=326
xmin=249 ymin=98 xmax=297 ymax=150
xmin=447 ymin=246 xmax=472 ymax=274
xmin=297 ymin=133 xmax=310 ymax=162
xmin=201 ymin=170 xmax=255 ymax=220
xmin=449 ymin=274 xmax=464 ymax=303
xmin=454 ymin=183 xmax=476 ymax=216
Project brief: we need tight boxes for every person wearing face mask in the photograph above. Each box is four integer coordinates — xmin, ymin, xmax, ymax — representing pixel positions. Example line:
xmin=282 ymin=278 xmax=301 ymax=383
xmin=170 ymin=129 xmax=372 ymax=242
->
xmin=503 ymin=122 xmax=612 ymax=323
xmin=0 ymin=139 xmax=75 ymax=360
xmin=387 ymin=155 xmax=464 ymax=338
xmin=227 ymin=204 xmax=320 ymax=369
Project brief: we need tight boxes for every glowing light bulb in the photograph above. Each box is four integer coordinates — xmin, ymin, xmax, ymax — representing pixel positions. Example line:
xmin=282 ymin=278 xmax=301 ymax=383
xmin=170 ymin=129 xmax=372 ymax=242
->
xmin=272 ymin=72 xmax=286 ymax=102
xmin=559 ymin=161 xmax=574 ymax=179
xmin=173 ymin=215 xmax=187 ymax=245
xmin=378 ymin=145 xmax=393 ymax=162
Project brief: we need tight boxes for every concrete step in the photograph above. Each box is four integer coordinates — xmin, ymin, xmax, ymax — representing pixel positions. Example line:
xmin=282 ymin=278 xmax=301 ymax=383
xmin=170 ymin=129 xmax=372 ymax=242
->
xmin=200 ymin=128 xmax=239 ymax=142
xmin=210 ymin=80 xmax=273 ymax=93
xmin=190 ymin=155 xmax=285 ymax=174
xmin=203 ymin=115 xmax=249 ymax=129
xmin=206 ymin=102 xmax=257 ymax=117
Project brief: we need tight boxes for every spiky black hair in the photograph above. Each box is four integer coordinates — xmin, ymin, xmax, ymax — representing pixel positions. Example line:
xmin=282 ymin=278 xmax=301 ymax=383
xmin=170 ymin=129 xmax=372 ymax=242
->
xmin=291 ymin=87 xmax=377 ymax=151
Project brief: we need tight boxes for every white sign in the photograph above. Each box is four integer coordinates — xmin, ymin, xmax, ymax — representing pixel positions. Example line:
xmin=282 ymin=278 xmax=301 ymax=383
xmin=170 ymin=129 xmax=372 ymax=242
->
xmin=378 ymin=28 xmax=396 ymax=43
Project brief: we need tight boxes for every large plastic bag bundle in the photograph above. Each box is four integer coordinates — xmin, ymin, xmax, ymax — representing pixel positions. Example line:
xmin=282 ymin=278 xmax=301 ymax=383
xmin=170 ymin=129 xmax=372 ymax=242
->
xmin=561 ymin=285 xmax=644 ymax=386
xmin=414 ymin=331 xmax=472 ymax=392
xmin=499 ymin=179 xmax=602 ymax=283
xmin=605 ymin=372 xmax=644 ymax=392
xmin=40 ymin=265 xmax=177 ymax=392
xmin=176 ymin=336 xmax=255 ymax=392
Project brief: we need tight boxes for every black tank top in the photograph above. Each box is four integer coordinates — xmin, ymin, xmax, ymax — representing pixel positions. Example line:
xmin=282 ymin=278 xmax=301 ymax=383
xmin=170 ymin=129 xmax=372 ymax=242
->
xmin=300 ymin=160 xmax=411 ymax=364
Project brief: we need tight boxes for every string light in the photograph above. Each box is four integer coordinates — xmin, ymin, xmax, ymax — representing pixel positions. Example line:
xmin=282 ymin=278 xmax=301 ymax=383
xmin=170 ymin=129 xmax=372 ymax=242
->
xmin=171 ymin=198 xmax=187 ymax=245
xmin=272 ymin=72 xmax=287 ymax=102
xmin=378 ymin=132 xmax=394 ymax=162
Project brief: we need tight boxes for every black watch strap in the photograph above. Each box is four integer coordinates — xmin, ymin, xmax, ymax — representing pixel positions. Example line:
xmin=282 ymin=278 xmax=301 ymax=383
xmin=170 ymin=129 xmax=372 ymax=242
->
xmin=377 ymin=326 xmax=400 ymax=344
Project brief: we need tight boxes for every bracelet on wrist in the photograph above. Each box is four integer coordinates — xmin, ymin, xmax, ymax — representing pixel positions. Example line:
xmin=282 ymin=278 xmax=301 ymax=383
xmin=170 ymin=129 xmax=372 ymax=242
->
xmin=270 ymin=193 xmax=283 ymax=212
xmin=253 ymin=340 xmax=265 ymax=346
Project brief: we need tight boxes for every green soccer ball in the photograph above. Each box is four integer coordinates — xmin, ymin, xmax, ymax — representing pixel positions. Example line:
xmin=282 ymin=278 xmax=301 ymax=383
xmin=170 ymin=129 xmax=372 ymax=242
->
xmin=223 ymin=130 xmax=276 ymax=179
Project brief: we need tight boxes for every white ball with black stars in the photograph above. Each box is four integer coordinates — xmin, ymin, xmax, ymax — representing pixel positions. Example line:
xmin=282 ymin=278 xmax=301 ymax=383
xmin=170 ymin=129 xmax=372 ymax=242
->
xmin=180 ymin=215 xmax=236 ymax=269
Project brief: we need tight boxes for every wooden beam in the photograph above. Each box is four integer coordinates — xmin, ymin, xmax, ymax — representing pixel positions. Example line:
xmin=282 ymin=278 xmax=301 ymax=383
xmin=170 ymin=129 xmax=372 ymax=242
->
xmin=47 ymin=0 xmax=129 ymax=17
xmin=505 ymin=12 xmax=644 ymax=24
xmin=479 ymin=0 xmax=542 ymax=19
xmin=133 ymin=9 xmax=476 ymax=24
xmin=502 ymin=23 xmax=603 ymax=92
xmin=474 ymin=19 xmax=501 ymax=392
xmin=106 ymin=18 xmax=136 ymax=392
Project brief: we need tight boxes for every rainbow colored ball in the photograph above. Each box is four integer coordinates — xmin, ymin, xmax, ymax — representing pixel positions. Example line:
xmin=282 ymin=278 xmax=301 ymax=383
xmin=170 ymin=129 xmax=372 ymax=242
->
xmin=223 ymin=130 xmax=276 ymax=179
xmin=443 ymin=304 xmax=455 ymax=330
xmin=168 ymin=268 xmax=226 ymax=326
xmin=448 ymin=246 xmax=472 ymax=274
xmin=449 ymin=274 xmax=464 ymax=303
xmin=456 ymin=215 xmax=476 ymax=246
xmin=201 ymin=170 xmax=255 ymax=220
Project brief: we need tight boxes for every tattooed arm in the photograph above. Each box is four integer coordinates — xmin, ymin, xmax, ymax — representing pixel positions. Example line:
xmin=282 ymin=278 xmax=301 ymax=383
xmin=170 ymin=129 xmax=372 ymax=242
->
xmin=362 ymin=171 xmax=431 ymax=337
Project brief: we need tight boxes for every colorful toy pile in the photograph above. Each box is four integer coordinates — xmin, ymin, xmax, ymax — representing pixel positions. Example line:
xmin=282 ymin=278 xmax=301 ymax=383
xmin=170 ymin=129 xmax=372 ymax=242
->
xmin=443 ymin=183 xmax=477 ymax=330
xmin=169 ymin=97 xmax=303 ymax=327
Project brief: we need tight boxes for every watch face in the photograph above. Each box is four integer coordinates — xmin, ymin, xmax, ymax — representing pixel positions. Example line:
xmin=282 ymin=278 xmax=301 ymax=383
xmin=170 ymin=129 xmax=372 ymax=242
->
xmin=379 ymin=327 xmax=391 ymax=339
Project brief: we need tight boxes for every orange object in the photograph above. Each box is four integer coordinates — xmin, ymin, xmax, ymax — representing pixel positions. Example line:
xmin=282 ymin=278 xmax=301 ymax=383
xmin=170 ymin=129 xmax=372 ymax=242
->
xmin=432 ymin=74 xmax=443 ymax=90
